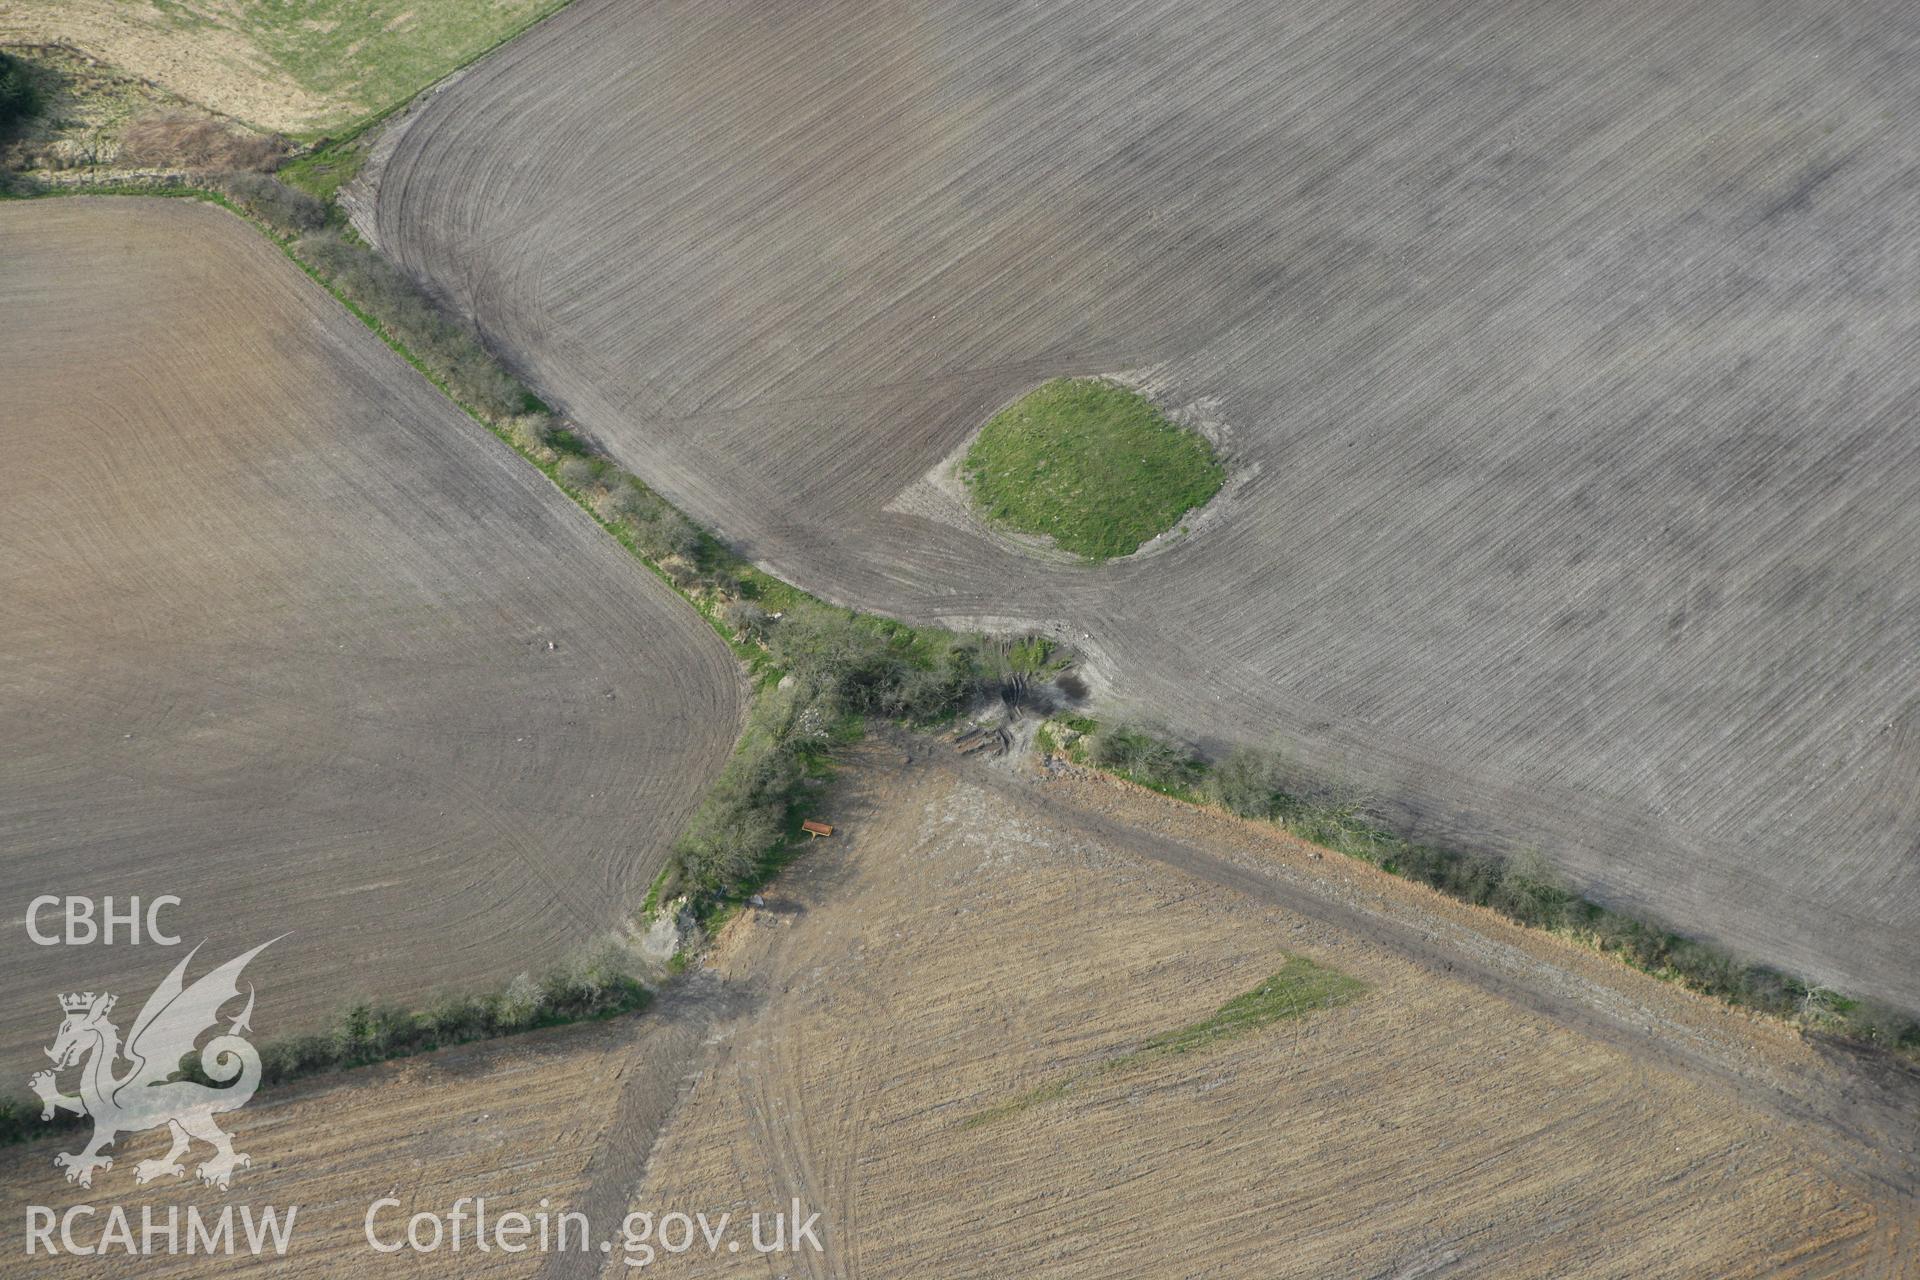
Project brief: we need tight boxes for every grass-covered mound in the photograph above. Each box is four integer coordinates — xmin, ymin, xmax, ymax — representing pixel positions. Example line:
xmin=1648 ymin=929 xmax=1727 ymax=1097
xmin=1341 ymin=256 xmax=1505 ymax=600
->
xmin=963 ymin=377 xmax=1224 ymax=561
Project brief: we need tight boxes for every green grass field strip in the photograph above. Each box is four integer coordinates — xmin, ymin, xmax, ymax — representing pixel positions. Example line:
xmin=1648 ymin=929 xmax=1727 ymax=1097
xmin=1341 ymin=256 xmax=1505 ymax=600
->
xmin=962 ymin=957 xmax=1365 ymax=1127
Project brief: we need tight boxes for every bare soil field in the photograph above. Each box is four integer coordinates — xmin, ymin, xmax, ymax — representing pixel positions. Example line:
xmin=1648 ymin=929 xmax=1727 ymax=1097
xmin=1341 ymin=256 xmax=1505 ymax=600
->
xmin=371 ymin=0 xmax=1920 ymax=1011
xmin=0 ymin=198 xmax=743 ymax=1083
xmin=0 ymin=1008 xmax=717 ymax=1278
xmin=9 ymin=738 xmax=1911 ymax=1276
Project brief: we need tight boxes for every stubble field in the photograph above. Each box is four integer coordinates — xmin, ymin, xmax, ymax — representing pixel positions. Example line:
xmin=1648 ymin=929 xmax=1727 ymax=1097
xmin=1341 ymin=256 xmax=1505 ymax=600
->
xmin=0 ymin=198 xmax=743 ymax=1082
xmin=10 ymin=739 xmax=1911 ymax=1277
xmin=626 ymin=741 xmax=1917 ymax=1277
xmin=371 ymin=0 xmax=1920 ymax=1012
xmin=0 ymin=1013 xmax=697 ymax=1277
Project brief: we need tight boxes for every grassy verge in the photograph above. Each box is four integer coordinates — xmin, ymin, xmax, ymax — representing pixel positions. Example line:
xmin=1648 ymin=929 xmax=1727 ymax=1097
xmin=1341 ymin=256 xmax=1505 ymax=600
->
xmin=4 ymin=1 xmax=578 ymax=203
xmin=246 ymin=0 xmax=575 ymax=139
xmin=272 ymin=0 xmax=559 ymax=206
xmin=963 ymin=957 xmax=1364 ymax=1127
xmin=276 ymin=128 xmax=372 ymax=204
xmin=0 ymin=938 xmax=645 ymax=1147
xmin=7 ymin=3 xmax=572 ymax=141
xmin=0 ymin=43 xmax=242 ymax=182
xmin=964 ymin=377 xmax=1224 ymax=561
xmin=1052 ymin=718 xmax=1920 ymax=1060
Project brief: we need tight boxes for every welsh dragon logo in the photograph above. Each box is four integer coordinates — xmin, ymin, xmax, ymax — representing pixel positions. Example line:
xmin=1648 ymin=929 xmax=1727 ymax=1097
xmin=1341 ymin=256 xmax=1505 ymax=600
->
xmin=30 ymin=940 xmax=276 ymax=1190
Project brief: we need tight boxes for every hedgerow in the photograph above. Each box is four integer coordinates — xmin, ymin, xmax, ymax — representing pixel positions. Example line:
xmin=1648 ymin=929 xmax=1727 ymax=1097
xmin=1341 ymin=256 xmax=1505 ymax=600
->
xmin=250 ymin=936 xmax=644 ymax=1084
xmin=1068 ymin=721 xmax=1920 ymax=1057
xmin=294 ymin=229 xmax=526 ymax=418
xmin=216 ymin=172 xmax=325 ymax=235
xmin=666 ymin=608 xmax=1021 ymax=900
xmin=37 ymin=167 xmax=1905 ymax=1080
xmin=1 ymin=938 xmax=645 ymax=1146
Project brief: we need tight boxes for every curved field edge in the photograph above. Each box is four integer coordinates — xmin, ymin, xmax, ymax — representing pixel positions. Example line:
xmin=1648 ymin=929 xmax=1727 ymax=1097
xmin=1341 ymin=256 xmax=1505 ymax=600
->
xmin=0 ymin=195 xmax=750 ymax=1137
xmin=0 ymin=181 xmax=1058 ymax=1117
xmin=7 ymin=174 xmax=1903 ymax=1066
xmin=963 ymin=377 xmax=1225 ymax=561
xmin=285 ymin=112 xmax=1912 ymax=1063
xmin=366 ymin=0 xmax=1920 ymax=1022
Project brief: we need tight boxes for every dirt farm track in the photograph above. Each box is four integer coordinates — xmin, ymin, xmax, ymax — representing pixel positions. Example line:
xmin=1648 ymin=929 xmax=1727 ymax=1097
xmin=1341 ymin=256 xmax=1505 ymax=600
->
xmin=0 ymin=199 xmax=743 ymax=1079
xmin=373 ymin=0 xmax=1920 ymax=1010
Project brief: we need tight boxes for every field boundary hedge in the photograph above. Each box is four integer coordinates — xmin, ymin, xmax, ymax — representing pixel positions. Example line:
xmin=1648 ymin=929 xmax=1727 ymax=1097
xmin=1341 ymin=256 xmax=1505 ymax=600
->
xmin=0 ymin=173 xmax=1059 ymax=1133
xmin=7 ymin=168 xmax=1909 ymax=1090
xmin=1059 ymin=720 xmax=1920 ymax=1060
xmin=0 ymin=938 xmax=646 ymax=1146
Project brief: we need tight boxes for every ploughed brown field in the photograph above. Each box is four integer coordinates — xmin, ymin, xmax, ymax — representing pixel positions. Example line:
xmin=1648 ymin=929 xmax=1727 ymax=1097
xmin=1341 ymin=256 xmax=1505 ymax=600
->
xmin=0 ymin=1015 xmax=695 ymax=1278
xmin=9 ymin=739 xmax=1912 ymax=1277
xmin=0 ymin=198 xmax=743 ymax=1081
xmin=371 ymin=0 xmax=1920 ymax=1011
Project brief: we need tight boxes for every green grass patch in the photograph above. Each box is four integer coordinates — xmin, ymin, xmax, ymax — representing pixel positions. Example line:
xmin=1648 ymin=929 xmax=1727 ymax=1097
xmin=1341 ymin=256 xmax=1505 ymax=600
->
xmin=963 ymin=377 xmax=1224 ymax=561
xmin=134 ymin=0 xmax=573 ymax=137
xmin=277 ymin=131 xmax=370 ymax=204
xmin=963 ymin=957 xmax=1364 ymax=1127
xmin=963 ymin=1078 xmax=1074 ymax=1130
xmin=1111 ymin=956 xmax=1366 ymax=1066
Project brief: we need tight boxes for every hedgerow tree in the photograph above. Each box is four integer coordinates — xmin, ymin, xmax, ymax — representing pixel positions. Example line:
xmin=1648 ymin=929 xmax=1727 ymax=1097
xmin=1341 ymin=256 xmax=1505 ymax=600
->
xmin=1207 ymin=745 xmax=1286 ymax=818
xmin=0 ymin=53 xmax=40 ymax=137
